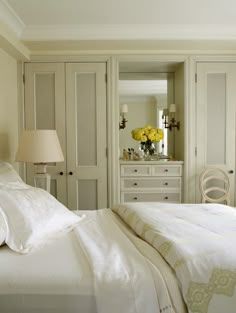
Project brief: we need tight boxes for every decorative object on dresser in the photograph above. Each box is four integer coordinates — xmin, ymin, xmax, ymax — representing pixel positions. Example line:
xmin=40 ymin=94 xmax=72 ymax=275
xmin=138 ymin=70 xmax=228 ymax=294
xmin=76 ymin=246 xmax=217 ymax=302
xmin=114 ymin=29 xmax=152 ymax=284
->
xmin=162 ymin=103 xmax=180 ymax=131
xmin=15 ymin=129 xmax=64 ymax=193
xmin=120 ymin=160 xmax=183 ymax=203
xmin=119 ymin=103 xmax=128 ymax=129
xmin=131 ymin=125 xmax=163 ymax=160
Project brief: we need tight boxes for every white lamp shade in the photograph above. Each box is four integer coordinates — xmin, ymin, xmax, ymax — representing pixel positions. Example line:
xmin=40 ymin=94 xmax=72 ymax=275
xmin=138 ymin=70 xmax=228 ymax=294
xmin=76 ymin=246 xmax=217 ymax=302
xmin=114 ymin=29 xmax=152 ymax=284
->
xmin=169 ymin=103 xmax=176 ymax=113
xmin=15 ymin=130 xmax=64 ymax=163
xmin=120 ymin=103 xmax=128 ymax=114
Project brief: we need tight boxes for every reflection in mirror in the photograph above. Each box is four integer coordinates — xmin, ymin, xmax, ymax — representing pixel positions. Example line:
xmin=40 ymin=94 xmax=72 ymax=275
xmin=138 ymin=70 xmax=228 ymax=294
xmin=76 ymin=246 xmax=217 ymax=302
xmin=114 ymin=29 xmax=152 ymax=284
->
xmin=119 ymin=73 xmax=174 ymax=158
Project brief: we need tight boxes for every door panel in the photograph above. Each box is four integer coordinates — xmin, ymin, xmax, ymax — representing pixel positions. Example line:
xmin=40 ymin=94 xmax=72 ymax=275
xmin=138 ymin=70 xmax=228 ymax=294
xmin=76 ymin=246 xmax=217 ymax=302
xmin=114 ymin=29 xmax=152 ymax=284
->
xmin=24 ymin=63 xmax=67 ymax=206
xmin=196 ymin=63 xmax=236 ymax=205
xmin=66 ymin=63 xmax=107 ymax=210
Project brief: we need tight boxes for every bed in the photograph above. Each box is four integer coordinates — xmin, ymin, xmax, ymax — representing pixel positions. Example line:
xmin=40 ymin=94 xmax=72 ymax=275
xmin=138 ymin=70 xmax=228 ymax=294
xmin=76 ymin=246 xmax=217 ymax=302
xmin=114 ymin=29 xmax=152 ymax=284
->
xmin=0 ymin=162 xmax=235 ymax=313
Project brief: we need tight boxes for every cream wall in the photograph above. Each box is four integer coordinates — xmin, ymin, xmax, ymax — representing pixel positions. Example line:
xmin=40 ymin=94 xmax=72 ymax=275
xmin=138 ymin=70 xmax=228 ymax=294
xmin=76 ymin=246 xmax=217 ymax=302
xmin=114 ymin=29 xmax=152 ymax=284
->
xmin=0 ymin=48 xmax=19 ymax=170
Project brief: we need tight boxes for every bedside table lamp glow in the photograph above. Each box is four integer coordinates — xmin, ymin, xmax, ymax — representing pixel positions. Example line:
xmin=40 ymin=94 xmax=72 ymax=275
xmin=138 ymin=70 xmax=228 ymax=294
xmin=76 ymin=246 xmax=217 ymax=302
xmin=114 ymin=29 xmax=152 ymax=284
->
xmin=15 ymin=129 xmax=64 ymax=192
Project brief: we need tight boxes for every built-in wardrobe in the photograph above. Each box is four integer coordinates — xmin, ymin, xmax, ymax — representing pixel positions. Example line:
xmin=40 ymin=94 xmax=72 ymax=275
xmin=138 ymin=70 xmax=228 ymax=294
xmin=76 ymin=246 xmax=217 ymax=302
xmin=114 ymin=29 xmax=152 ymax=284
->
xmin=21 ymin=56 xmax=236 ymax=208
xmin=195 ymin=61 xmax=236 ymax=205
xmin=24 ymin=62 xmax=108 ymax=210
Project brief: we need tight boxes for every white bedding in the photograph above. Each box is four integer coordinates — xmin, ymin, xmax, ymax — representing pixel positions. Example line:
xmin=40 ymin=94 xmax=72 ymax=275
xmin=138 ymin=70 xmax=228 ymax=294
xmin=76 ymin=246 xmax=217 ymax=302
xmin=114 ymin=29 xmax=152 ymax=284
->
xmin=0 ymin=224 xmax=96 ymax=313
xmin=113 ymin=202 xmax=236 ymax=313
xmin=0 ymin=209 xmax=186 ymax=313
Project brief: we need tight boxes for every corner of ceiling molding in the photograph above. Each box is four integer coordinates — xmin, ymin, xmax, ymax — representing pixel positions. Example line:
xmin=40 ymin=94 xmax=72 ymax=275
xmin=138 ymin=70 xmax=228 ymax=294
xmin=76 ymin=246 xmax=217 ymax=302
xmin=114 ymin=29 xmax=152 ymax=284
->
xmin=0 ymin=19 xmax=30 ymax=60
xmin=0 ymin=0 xmax=25 ymax=38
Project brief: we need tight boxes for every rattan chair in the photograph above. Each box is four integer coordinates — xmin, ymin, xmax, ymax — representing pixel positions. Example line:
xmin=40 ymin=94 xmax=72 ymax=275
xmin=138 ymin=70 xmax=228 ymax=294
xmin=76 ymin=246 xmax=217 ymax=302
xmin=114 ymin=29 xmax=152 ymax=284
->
xmin=199 ymin=167 xmax=230 ymax=205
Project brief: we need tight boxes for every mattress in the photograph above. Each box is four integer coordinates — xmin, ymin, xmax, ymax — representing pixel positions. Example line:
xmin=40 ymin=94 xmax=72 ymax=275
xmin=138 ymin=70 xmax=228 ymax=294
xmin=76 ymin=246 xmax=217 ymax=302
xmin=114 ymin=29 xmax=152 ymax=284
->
xmin=0 ymin=210 xmax=187 ymax=313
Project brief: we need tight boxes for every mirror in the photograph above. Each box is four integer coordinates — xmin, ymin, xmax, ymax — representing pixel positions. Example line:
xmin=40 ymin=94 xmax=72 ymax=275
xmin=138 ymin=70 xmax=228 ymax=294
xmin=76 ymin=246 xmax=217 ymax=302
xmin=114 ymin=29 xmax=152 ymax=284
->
xmin=119 ymin=72 xmax=174 ymax=158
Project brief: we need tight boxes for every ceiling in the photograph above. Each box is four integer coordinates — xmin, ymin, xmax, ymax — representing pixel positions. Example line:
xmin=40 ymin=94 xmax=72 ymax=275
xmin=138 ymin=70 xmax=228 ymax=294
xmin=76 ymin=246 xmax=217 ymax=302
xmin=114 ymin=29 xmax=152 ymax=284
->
xmin=5 ymin=0 xmax=236 ymax=26
xmin=2 ymin=0 xmax=236 ymax=43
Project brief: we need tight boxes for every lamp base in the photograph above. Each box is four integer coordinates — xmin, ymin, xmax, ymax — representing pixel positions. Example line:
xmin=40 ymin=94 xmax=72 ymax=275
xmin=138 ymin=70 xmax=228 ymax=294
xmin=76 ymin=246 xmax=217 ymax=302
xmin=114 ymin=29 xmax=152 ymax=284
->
xmin=34 ymin=173 xmax=51 ymax=193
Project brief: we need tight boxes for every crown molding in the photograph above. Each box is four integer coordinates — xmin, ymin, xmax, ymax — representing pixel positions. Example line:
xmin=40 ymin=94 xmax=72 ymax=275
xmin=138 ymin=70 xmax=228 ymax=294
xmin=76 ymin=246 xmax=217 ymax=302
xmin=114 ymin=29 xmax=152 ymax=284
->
xmin=21 ymin=24 xmax=236 ymax=41
xmin=0 ymin=20 xmax=30 ymax=59
xmin=0 ymin=0 xmax=25 ymax=38
xmin=2 ymin=0 xmax=236 ymax=46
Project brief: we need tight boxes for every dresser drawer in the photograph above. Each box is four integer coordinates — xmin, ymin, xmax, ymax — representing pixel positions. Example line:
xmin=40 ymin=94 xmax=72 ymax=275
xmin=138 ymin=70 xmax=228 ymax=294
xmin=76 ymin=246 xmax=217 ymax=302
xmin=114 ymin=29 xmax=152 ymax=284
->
xmin=121 ymin=192 xmax=181 ymax=203
xmin=121 ymin=177 xmax=181 ymax=190
xmin=152 ymin=165 xmax=182 ymax=177
xmin=121 ymin=165 xmax=151 ymax=176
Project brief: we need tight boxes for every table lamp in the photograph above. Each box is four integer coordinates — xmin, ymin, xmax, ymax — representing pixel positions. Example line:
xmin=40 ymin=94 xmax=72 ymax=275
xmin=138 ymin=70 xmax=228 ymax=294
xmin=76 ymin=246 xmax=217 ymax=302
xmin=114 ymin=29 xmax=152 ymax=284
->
xmin=15 ymin=129 xmax=64 ymax=192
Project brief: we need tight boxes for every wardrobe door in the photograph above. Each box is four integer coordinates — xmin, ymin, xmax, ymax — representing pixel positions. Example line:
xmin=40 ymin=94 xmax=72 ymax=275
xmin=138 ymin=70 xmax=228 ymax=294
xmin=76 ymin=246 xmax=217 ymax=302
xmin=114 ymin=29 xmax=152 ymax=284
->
xmin=196 ymin=62 xmax=236 ymax=205
xmin=24 ymin=63 xmax=67 ymax=206
xmin=66 ymin=63 xmax=107 ymax=210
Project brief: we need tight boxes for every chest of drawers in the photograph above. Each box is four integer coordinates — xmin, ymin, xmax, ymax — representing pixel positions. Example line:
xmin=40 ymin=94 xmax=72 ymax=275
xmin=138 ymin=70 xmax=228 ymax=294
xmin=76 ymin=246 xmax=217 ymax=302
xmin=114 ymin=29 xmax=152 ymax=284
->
xmin=120 ymin=161 xmax=183 ymax=203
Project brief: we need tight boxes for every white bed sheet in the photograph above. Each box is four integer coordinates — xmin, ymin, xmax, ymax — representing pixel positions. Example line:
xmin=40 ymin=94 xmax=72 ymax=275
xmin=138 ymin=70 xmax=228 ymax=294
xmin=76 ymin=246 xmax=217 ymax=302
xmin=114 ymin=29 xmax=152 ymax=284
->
xmin=0 ymin=210 xmax=186 ymax=313
xmin=0 ymin=218 xmax=96 ymax=313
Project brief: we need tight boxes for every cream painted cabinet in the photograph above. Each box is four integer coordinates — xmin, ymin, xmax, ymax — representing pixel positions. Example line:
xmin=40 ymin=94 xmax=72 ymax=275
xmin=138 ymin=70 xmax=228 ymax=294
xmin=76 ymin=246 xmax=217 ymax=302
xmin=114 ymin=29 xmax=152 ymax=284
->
xmin=196 ymin=63 xmax=236 ymax=205
xmin=24 ymin=62 xmax=107 ymax=210
xmin=120 ymin=161 xmax=183 ymax=203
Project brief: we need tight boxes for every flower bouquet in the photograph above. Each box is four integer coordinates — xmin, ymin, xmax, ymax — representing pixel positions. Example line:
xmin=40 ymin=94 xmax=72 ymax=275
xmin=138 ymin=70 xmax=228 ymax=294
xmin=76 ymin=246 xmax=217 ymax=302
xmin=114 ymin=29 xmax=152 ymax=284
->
xmin=131 ymin=125 xmax=163 ymax=158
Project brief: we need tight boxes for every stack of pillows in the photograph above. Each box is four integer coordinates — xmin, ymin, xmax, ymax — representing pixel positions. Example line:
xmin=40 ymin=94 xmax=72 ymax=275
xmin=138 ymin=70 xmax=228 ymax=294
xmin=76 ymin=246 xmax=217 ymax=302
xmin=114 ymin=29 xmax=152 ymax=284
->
xmin=0 ymin=162 xmax=81 ymax=253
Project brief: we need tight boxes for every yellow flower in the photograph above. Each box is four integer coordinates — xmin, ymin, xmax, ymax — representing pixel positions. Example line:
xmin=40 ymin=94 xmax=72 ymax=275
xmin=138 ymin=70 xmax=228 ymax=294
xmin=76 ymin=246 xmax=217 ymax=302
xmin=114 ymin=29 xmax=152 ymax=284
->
xmin=141 ymin=135 xmax=147 ymax=142
xmin=131 ymin=125 xmax=164 ymax=142
xmin=148 ymin=133 xmax=156 ymax=141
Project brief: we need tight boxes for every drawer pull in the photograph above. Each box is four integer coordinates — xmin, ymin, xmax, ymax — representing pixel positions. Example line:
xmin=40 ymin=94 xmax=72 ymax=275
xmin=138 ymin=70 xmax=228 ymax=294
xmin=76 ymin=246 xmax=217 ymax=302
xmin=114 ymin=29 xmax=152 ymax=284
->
xmin=133 ymin=197 xmax=138 ymax=200
xmin=164 ymin=169 xmax=169 ymax=172
xmin=134 ymin=169 xmax=138 ymax=172
xmin=164 ymin=182 xmax=168 ymax=186
xmin=133 ymin=183 xmax=138 ymax=186
xmin=164 ymin=196 xmax=169 ymax=200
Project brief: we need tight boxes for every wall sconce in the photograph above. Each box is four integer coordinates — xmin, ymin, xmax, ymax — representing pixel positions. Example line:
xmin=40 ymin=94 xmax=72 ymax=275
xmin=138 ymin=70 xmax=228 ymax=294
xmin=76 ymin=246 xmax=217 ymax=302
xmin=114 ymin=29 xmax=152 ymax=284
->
xmin=119 ymin=104 xmax=128 ymax=130
xmin=162 ymin=104 xmax=180 ymax=131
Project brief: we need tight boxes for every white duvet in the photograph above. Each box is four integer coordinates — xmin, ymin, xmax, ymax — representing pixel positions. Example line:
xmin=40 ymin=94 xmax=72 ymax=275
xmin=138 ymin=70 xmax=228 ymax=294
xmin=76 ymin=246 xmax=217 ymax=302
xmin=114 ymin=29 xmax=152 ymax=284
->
xmin=0 ymin=209 xmax=182 ymax=313
xmin=75 ymin=209 xmax=173 ymax=313
xmin=113 ymin=202 xmax=236 ymax=313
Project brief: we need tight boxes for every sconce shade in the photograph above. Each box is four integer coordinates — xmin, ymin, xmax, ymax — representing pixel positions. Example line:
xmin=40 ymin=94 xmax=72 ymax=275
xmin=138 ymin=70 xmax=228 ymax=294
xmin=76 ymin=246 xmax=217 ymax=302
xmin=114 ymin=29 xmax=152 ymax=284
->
xmin=169 ymin=103 xmax=176 ymax=113
xmin=120 ymin=103 xmax=128 ymax=114
xmin=15 ymin=129 xmax=64 ymax=163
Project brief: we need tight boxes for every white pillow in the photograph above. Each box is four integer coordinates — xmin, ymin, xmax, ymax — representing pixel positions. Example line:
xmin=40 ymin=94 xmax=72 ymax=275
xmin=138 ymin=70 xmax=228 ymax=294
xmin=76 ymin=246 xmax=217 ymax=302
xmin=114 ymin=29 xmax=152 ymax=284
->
xmin=0 ymin=184 xmax=81 ymax=253
xmin=0 ymin=162 xmax=24 ymax=184
xmin=0 ymin=215 xmax=6 ymax=246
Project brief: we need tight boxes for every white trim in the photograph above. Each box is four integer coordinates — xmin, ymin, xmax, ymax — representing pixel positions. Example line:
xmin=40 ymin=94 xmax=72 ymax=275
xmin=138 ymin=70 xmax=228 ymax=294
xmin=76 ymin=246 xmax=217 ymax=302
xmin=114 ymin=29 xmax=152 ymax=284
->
xmin=28 ymin=50 xmax=236 ymax=58
xmin=28 ymin=54 xmax=111 ymax=62
xmin=0 ymin=0 xmax=25 ymax=38
xmin=21 ymin=24 xmax=236 ymax=41
xmin=17 ymin=61 xmax=26 ymax=180
xmin=108 ymin=56 xmax=120 ymax=206
xmin=184 ymin=56 xmax=196 ymax=203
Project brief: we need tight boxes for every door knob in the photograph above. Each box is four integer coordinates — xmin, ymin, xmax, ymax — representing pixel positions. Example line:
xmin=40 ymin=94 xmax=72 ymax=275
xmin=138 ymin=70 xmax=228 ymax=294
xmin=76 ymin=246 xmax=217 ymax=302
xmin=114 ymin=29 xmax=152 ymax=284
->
xmin=59 ymin=171 xmax=64 ymax=176
xmin=228 ymin=170 xmax=234 ymax=174
xmin=68 ymin=171 xmax=73 ymax=175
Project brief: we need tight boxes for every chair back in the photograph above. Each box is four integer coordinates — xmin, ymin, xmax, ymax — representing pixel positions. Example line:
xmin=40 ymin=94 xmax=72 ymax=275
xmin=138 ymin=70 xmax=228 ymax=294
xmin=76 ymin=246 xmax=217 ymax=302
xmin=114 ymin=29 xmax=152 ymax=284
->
xmin=199 ymin=167 xmax=230 ymax=205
